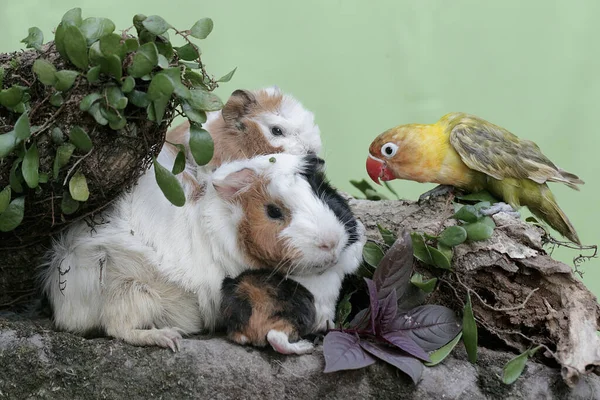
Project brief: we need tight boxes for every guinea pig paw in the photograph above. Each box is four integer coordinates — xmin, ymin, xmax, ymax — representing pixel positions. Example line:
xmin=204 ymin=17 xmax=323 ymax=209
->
xmin=267 ymin=330 xmax=314 ymax=355
xmin=148 ymin=327 xmax=183 ymax=352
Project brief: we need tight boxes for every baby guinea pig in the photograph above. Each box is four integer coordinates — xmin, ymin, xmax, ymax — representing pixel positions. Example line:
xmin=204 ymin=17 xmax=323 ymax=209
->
xmin=221 ymin=269 xmax=316 ymax=355
xmin=166 ymin=86 xmax=322 ymax=177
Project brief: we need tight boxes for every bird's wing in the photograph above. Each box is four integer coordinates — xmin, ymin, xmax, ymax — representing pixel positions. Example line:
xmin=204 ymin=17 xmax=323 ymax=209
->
xmin=449 ymin=121 xmax=566 ymax=185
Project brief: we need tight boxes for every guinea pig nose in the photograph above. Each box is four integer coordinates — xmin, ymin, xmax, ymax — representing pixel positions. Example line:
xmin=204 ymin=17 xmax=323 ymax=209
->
xmin=318 ymin=239 xmax=337 ymax=251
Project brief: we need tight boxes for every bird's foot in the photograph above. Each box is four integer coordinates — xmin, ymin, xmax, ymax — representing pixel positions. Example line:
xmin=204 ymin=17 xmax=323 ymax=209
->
xmin=480 ymin=202 xmax=520 ymax=218
xmin=418 ymin=185 xmax=455 ymax=205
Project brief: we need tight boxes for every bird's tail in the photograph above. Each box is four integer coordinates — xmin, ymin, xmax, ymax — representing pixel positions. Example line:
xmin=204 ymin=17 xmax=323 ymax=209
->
xmin=529 ymin=184 xmax=581 ymax=245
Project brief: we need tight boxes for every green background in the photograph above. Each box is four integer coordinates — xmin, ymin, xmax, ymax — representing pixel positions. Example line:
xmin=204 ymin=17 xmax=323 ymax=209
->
xmin=1 ymin=1 xmax=598 ymax=294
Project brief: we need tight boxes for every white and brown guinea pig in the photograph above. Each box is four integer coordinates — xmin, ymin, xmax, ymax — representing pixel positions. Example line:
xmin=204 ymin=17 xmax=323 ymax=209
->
xmin=166 ymin=86 xmax=322 ymax=177
xmin=220 ymin=155 xmax=366 ymax=355
xmin=41 ymin=152 xmax=364 ymax=351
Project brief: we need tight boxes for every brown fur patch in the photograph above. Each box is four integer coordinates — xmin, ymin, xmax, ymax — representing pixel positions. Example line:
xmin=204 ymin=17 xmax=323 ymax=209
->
xmin=165 ymin=120 xmax=190 ymax=145
xmin=233 ymin=177 xmax=300 ymax=270
xmin=182 ymin=171 xmax=205 ymax=203
xmin=231 ymin=278 xmax=297 ymax=346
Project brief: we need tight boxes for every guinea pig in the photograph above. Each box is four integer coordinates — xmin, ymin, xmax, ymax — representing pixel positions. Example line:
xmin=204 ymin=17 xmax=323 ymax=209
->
xmin=219 ymin=159 xmax=367 ymax=354
xmin=166 ymin=86 xmax=322 ymax=178
xmin=40 ymin=152 xmax=364 ymax=351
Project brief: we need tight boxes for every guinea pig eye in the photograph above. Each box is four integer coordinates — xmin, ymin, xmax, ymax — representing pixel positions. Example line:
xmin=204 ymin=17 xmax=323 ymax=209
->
xmin=265 ymin=204 xmax=284 ymax=220
xmin=381 ymin=142 xmax=398 ymax=158
xmin=270 ymin=126 xmax=283 ymax=136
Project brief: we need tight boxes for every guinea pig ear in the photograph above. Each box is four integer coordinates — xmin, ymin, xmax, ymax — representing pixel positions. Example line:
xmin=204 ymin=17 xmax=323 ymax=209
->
xmin=213 ymin=168 xmax=257 ymax=201
xmin=222 ymin=89 xmax=257 ymax=125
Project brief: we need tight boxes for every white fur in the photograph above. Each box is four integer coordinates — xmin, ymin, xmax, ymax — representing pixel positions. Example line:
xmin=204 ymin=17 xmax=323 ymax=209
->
xmin=267 ymin=329 xmax=314 ymax=355
xmin=41 ymin=152 xmax=363 ymax=349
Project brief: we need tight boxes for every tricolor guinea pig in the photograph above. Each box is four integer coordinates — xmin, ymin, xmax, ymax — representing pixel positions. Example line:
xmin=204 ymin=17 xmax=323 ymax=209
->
xmin=40 ymin=152 xmax=364 ymax=351
xmin=167 ymin=86 xmax=322 ymax=178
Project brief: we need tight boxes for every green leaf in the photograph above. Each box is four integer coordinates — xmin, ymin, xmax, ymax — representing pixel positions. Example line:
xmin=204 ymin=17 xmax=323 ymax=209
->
xmin=501 ymin=346 xmax=542 ymax=385
xmin=152 ymin=96 xmax=170 ymax=123
xmin=438 ymin=226 xmax=467 ymax=247
xmin=105 ymin=86 xmax=126 ymax=108
xmin=142 ymin=15 xmax=171 ymax=35
xmin=0 ymin=67 xmax=4 ymax=87
xmin=437 ymin=243 xmax=453 ymax=261
xmin=428 ymin=246 xmax=452 ymax=270
xmin=22 ymin=143 xmax=39 ymax=189
xmin=181 ymin=101 xmax=206 ymax=123
xmin=336 ymin=291 xmax=354 ymax=329
xmin=9 ymin=159 xmax=23 ymax=193
xmin=473 ymin=201 xmax=491 ymax=211
xmin=86 ymin=65 xmax=101 ymax=83
xmin=124 ymin=38 xmax=139 ymax=53
xmin=128 ymin=90 xmax=150 ymax=108
xmin=0 ymin=131 xmax=18 ymax=159
xmin=364 ymin=188 xmax=388 ymax=201
xmin=410 ymin=232 xmax=433 ymax=265
xmin=80 ymin=17 xmax=116 ymax=45
xmin=109 ymin=116 xmax=127 ymax=130
xmin=79 ymin=92 xmax=102 ymax=111
xmin=172 ymin=150 xmax=186 ymax=175
xmin=176 ymin=43 xmax=200 ymax=61
xmin=376 ymin=224 xmax=397 ymax=247
xmin=69 ymin=171 xmax=89 ymax=201
xmin=121 ymin=76 xmax=135 ymax=93
xmin=462 ymin=293 xmax=478 ymax=364
xmin=38 ymin=173 xmax=48 ymax=184
xmin=53 ymin=143 xmax=76 ymax=179
xmin=87 ymin=103 xmax=108 ymax=125
xmin=0 ymin=197 xmax=25 ymax=232
xmin=424 ymin=332 xmax=463 ymax=367
xmin=146 ymin=103 xmax=156 ymax=121
xmin=88 ymin=41 xmax=103 ymax=66
xmin=160 ymin=67 xmax=190 ymax=99
xmin=362 ymin=241 xmax=385 ymax=268
xmin=153 ymin=157 xmax=185 ymax=207
xmin=453 ymin=205 xmax=480 ymax=223
xmin=349 ymin=179 xmax=376 ymax=197
xmin=32 ymin=59 xmax=58 ymax=86
xmin=54 ymin=24 xmax=68 ymax=60
xmin=410 ymin=273 xmax=437 ymax=293
xmin=456 ymin=190 xmax=498 ymax=203
xmin=61 ymin=8 xmax=83 ymax=26
xmin=100 ymin=54 xmax=123 ymax=80
xmin=156 ymin=41 xmax=174 ymax=61
xmin=49 ymin=92 xmax=64 ymax=107
xmin=61 ymin=191 xmax=79 ymax=215
xmin=463 ymin=221 xmax=494 ymax=241
xmin=68 ymin=126 xmax=93 ymax=152
xmin=14 ymin=112 xmax=30 ymax=140
xmin=190 ymin=18 xmax=213 ymax=39
xmin=217 ymin=67 xmax=237 ymax=83
xmin=0 ymin=86 xmax=25 ymax=108
xmin=189 ymin=89 xmax=223 ymax=112
xmin=189 ymin=125 xmax=214 ymax=165
xmin=128 ymin=42 xmax=159 ymax=78
xmin=183 ymin=70 xmax=207 ymax=89
xmin=64 ymin=25 xmax=89 ymax=70
xmin=480 ymin=216 xmax=496 ymax=229
xmin=100 ymin=105 xmax=123 ymax=123
xmin=21 ymin=27 xmax=44 ymax=51
xmin=0 ymin=186 xmax=11 ymax=213
xmin=54 ymin=70 xmax=79 ymax=91
xmin=51 ymin=127 xmax=65 ymax=144
xmin=158 ymin=54 xmax=169 ymax=68
xmin=99 ymin=33 xmax=126 ymax=60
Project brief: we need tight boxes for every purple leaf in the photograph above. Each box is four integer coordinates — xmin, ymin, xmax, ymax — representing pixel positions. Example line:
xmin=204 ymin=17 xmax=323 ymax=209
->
xmin=382 ymin=331 xmax=431 ymax=362
xmin=364 ymin=278 xmax=379 ymax=334
xmin=360 ymin=340 xmax=424 ymax=384
xmin=323 ymin=331 xmax=376 ymax=373
xmin=390 ymin=305 xmax=462 ymax=351
xmin=372 ymin=231 xmax=413 ymax=301
xmin=377 ymin=289 xmax=397 ymax=333
xmin=348 ymin=308 xmax=370 ymax=331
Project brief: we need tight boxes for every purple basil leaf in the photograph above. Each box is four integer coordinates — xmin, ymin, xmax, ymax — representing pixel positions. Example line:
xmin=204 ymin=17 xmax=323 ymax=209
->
xmin=364 ymin=278 xmax=379 ymax=334
xmin=397 ymin=283 xmax=426 ymax=312
xmin=382 ymin=331 xmax=431 ymax=362
xmin=323 ymin=331 xmax=376 ymax=373
xmin=377 ymin=289 xmax=398 ymax=333
xmin=390 ymin=305 xmax=462 ymax=351
xmin=348 ymin=308 xmax=370 ymax=331
xmin=360 ymin=340 xmax=424 ymax=384
xmin=372 ymin=231 xmax=413 ymax=301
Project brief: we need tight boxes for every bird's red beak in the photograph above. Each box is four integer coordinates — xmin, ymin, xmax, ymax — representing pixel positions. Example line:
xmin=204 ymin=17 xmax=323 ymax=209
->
xmin=366 ymin=155 xmax=395 ymax=185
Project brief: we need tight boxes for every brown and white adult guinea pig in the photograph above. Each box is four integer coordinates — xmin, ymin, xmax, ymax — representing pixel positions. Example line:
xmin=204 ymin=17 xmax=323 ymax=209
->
xmin=40 ymin=152 xmax=364 ymax=351
xmin=167 ymin=86 xmax=322 ymax=176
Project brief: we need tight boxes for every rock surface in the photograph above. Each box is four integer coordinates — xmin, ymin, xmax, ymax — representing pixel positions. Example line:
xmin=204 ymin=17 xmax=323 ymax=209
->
xmin=1 ymin=317 xmax=599 ymax=400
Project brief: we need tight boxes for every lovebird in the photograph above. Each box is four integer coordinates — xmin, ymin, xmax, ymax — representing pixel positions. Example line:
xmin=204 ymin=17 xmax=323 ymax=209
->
xmin=366 ymin=112 xmax=584 ymax=244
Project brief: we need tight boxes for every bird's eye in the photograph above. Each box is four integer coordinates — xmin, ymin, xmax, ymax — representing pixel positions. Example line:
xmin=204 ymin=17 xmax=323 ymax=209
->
xmin=266 ymin=204 xmax=284 ymax=220
xmin=381 ymin=142 xmax=398 ymax=158
xmin=271 ymin=126 xmax=283 ymax=136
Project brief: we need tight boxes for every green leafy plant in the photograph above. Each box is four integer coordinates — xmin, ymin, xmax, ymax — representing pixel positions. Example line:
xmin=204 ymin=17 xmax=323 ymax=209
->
xmin=0 ymin=8 xmax=235 ymax=234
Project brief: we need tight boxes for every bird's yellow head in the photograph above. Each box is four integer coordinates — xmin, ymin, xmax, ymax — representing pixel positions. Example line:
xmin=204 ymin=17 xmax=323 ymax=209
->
xmin=366 ymin=124 xmax=431 ymax=184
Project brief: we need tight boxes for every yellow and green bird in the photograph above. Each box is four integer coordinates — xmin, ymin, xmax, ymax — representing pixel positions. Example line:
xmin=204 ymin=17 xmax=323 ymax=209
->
xmin=366 ymin=112 xmax=584 ymax=244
